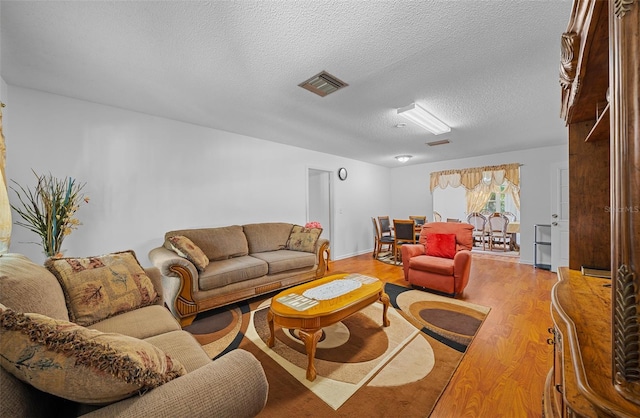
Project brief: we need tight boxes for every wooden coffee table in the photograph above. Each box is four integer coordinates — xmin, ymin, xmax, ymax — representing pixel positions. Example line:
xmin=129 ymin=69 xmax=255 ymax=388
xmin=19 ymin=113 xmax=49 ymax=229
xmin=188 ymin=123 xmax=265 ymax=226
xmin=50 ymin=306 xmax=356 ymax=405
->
xmin=267 ymin=273 xmax=390 ymax=381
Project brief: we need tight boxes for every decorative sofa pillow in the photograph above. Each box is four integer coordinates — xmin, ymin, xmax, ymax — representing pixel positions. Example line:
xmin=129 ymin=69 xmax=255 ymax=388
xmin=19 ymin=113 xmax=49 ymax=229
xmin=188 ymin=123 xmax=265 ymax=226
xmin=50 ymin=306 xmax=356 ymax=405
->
xmin=45 ymin=250 xmax=158 ymax=326
xmin=167 ymin=235 xmax=210 ymax=272
xmin=0 ymin=305 xmax=186 ymax=405
xmin=286 ymin=225 xmax=322 ymax=252
xmin=425 ymin=233 xmax=457 ymax=259
xmin=165 ymin=226 xmax=249 ymax=261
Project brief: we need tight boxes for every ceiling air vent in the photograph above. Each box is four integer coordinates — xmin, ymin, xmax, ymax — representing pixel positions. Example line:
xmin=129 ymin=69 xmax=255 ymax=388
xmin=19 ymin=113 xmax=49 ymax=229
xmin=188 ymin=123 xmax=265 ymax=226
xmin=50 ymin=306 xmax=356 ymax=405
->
xmin=426 ymin=139 xmax=451 ymax=146
xmin=299 ymin=71 xmax=348 ymax=97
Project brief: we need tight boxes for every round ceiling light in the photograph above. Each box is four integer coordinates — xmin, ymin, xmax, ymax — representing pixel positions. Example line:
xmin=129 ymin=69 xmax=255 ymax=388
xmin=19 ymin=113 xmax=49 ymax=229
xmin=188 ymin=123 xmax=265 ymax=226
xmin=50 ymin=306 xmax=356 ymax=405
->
xmin=395 ymin=155 xmax=413 ymax=163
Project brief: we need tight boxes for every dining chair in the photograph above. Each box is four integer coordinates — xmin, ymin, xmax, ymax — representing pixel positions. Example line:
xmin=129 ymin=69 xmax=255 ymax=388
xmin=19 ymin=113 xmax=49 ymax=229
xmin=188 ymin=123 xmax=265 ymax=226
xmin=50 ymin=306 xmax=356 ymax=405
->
xmin=466 ymin=212 xmax=488 ymax=249
xmin=392 ymin=219 xmax=416 ymax=264
xmin=487 ymin=213 xmax=511 ymax=251
xmin=378 ymin=216 xmax=393 ymax=238
xmin=502 ymin=211 xmax=517 ymax=222
xmin=371 ymin=217 xmax=394 ymax=259
xmin=432 ymin=212 xmax=442 ymax=222
xmin=446 ymin=218 xmax=461 ymax=223
xmin=409 ymin=215 xmax=426 ymax=240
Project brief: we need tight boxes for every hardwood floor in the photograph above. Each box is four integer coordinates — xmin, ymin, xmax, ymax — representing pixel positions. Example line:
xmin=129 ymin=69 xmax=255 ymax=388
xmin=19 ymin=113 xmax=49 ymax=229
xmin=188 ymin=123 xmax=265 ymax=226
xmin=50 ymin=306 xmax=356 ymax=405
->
xmin=330 ymin=252 xmax=557 ymax=418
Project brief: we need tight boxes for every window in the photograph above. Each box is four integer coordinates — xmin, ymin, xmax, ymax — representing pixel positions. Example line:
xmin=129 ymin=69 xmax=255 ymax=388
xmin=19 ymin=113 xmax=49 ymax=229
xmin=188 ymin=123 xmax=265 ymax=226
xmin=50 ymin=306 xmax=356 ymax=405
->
xmin=482 ymin=183 xmax=518 ymax=218
xmin=430 ymin=163 xmax=520 ymax=220
xmin=484 ymin=186 xmax=506 ymax=214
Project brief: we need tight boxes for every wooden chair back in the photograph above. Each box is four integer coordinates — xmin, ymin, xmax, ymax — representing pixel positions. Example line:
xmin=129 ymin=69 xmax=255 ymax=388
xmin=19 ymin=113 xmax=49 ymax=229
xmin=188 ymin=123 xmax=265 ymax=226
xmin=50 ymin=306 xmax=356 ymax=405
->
xmin=466 ymin=212 xmax=487 ymax=231
xmin=488 ymin=213 xmax=510 ymax=251
xmin=392 ymin=219 xmax=416 ymax=262
xmin=502 ymin=211 xmax=517 ymax=222
xmin=378 ymin=216 xmax=392 ymax=236
xmin=488 ymin=213 xmax=509 ymax=233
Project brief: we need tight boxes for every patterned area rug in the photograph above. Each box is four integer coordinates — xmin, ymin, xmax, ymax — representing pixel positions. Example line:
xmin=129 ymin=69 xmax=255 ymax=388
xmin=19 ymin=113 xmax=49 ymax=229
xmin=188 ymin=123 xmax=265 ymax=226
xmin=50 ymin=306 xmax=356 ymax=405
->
xmin=376 ymin=251 xmax=401 ymax=266
xmin=471 ymin=247 xmax=519 ymax=256
xmin=185 ymin=283 xmax=490 ymax=417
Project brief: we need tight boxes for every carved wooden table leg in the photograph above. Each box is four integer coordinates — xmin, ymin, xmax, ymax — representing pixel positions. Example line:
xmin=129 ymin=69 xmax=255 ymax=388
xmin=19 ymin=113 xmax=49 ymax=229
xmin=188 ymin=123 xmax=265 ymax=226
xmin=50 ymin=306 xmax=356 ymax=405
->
xmin=267 ymin=309 xmax=275 ymax=347
xmin=380 ymin=291 xmax=390 ymax=327
xmin=299 ymin=328 xmax=323 ymax=381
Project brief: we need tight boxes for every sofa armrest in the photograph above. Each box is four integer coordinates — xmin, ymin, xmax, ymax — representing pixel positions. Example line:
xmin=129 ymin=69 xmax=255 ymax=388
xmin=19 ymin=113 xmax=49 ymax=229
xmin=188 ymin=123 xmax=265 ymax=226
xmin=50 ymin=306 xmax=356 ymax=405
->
xmin=82 ymin=349 xmax=268 ymax=418
xmin=148 ymin=247 xmax=199 ymax=324
xmin=148 ymin=247 xmax=198 ymax=279
xmin=142 ymin=266 xmax=165 ymax=306
xmin=401 ymin=244 xmax=425 ymax=280
xmin=453 ymin=250 xmax=472 ymax=293
xmin=315 ymin=238 xmax=330 ymax=277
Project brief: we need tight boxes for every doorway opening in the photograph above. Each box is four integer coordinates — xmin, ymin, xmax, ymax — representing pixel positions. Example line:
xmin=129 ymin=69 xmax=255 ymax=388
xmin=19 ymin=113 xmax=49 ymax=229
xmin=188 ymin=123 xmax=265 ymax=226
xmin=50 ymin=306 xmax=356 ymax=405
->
xmin=307 ymin=168 xmax=333 ymax=257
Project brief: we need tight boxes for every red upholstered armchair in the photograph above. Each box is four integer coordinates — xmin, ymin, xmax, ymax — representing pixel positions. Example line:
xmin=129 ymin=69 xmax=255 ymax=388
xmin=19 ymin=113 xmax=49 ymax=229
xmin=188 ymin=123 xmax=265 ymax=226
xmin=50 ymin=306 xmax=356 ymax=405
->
xmin=401 ymin=222 xmax=474 ymax=297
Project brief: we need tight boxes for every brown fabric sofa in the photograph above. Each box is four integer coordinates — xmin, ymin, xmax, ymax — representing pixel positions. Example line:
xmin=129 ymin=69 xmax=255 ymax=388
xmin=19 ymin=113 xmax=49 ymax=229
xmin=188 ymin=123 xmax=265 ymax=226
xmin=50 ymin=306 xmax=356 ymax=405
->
xmin=0 ymin=253 xmax=268 ymax=418
xmin=149 ymin=222 xmax=330 ymax=326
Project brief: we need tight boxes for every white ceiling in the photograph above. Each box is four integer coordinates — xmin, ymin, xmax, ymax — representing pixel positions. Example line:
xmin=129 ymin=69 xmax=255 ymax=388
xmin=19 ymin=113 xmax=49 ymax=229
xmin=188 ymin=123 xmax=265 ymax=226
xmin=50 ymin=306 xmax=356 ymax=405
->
xmin=0 ymin=0 xmax=572 ymax=167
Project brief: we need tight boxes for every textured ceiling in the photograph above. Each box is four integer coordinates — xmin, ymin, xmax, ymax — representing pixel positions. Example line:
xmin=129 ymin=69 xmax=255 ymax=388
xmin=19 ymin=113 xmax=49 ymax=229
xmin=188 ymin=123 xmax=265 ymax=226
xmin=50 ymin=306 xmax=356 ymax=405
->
xmin=0 ymin=0 xmax=572 ymax=167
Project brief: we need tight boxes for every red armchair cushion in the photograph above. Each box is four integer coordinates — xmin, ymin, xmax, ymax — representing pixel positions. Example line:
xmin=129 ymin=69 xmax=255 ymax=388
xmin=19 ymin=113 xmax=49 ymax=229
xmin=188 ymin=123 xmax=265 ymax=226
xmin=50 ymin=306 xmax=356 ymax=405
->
xmin=425 ymin=233 xmax=457 ymax=259
xmin=409 ymin=255 xmax=455 ymax=275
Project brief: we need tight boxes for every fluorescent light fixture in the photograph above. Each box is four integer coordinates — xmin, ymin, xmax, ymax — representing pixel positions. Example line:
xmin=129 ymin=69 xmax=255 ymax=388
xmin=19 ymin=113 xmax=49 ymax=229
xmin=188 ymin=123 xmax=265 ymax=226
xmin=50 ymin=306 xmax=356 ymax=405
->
xmin=397 ymin=103 xmax=451 ymax=135
xmin=395 ymin=155 xmax=413 ymax=163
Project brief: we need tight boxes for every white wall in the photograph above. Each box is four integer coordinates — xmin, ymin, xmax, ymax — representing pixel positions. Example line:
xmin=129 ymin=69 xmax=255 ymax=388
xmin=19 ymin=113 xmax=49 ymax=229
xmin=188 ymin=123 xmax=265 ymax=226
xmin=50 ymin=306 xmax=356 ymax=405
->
xmin=0 ymin=78 xmax=7 ymax=103
xmin=4 ymin=85 xmax=568 ymax=267
xmin=5 ymin=86 xmax=391 ymax=265
xmin=433 ymin=187 xmax=467 ymax=222
xmin=390 ymin=145 xmax=568 ymax=264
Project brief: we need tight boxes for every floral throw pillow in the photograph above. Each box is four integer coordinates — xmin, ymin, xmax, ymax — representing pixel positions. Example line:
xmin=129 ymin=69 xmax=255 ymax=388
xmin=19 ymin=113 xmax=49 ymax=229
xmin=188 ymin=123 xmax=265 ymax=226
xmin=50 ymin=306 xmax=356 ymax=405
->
xmin=45 ymin=250 xmax=159 ymax=326
xmin=167 ymin=235 xmax=209 ymax=272
xmin=286 ymin=225 xmax=322 ymax=253
xmin=0 ymin=306 xmax=186 ymax=405
xmin=425 ymin=233 xmax=457 ymax=259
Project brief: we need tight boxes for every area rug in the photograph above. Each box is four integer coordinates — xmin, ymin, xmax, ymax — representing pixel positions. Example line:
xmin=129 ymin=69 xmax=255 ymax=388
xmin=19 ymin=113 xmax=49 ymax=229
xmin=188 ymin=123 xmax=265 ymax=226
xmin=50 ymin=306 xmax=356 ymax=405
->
xmin=376 ymin=251 xmax=401 ymax=266
xmin=471 ymin=247 xmax=521 ymax=261
xmin=184 ymin=283 xmax=490 ymax=417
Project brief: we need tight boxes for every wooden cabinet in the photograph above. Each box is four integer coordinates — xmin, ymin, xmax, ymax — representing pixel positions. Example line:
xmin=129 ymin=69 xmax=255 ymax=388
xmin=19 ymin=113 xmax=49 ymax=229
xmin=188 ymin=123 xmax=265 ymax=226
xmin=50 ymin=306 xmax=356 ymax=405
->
xmin=544 ymin=0 xmax=640 ymax=416
xmin=562 ymin=0 xmax=611 ymax=271
xmin=544 ymin=269 xmax=640 ymax=417
xmin=609 ymin=0 xmax=640 ymax=405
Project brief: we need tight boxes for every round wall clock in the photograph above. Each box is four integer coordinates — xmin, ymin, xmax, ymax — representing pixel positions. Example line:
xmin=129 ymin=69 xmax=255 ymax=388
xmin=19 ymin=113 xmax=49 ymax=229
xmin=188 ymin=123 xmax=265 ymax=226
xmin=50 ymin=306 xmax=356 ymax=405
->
xmin=338 ymin=167 xmax=348 ymax=181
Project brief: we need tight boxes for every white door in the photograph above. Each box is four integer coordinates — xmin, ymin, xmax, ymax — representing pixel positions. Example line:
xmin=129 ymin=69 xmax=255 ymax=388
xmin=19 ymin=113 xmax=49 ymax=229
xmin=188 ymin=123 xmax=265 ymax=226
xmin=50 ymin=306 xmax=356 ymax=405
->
xmin=551 ymin=163 xmax=569 ymax=272
xmin=307 ymin=168 xmax=332 ymax=249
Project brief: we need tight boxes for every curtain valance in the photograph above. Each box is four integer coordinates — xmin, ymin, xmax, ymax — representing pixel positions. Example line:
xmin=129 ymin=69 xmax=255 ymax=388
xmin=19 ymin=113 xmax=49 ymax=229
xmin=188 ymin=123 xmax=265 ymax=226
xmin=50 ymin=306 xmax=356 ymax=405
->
xmin=429 ymin=163 xmax=521 ymax=192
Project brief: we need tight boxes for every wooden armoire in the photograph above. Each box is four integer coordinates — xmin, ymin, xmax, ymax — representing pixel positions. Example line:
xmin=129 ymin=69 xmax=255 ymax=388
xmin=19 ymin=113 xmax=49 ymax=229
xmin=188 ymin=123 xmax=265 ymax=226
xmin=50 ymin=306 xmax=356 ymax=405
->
xmin=543 ymin=0 xmax=640 ymax=417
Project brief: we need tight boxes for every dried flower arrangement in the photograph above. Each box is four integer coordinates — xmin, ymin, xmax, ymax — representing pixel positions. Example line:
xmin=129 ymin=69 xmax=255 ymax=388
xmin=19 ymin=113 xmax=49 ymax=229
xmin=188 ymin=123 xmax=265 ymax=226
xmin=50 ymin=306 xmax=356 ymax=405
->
xmin=10 ymin=171 xmax=89 ymax=258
